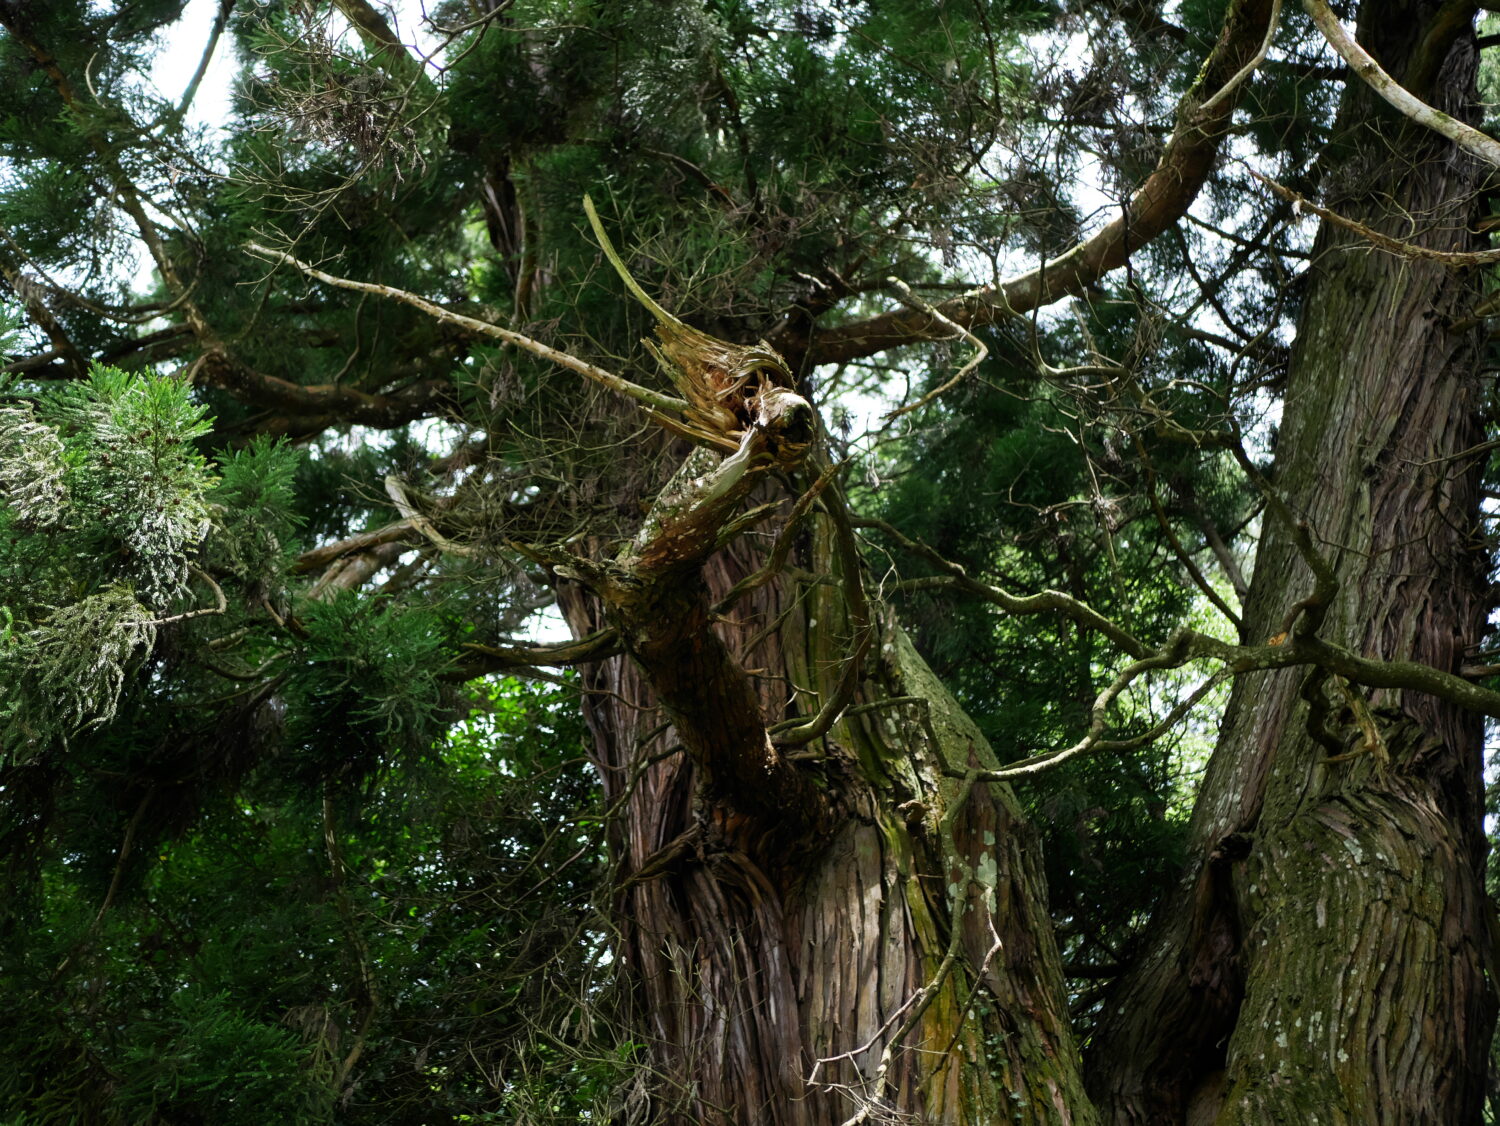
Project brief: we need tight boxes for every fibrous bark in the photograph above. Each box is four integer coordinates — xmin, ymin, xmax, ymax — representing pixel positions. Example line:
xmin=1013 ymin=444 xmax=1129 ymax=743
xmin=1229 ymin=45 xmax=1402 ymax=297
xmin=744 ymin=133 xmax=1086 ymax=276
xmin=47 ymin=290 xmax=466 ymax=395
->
xmin=549 ymin=292 xmax=1093 ymax=1121
xmin=561 ymin=538 xmax=1095 ymax=1124
xmin=1090 ymin=4 xmax=1496 ymax=1121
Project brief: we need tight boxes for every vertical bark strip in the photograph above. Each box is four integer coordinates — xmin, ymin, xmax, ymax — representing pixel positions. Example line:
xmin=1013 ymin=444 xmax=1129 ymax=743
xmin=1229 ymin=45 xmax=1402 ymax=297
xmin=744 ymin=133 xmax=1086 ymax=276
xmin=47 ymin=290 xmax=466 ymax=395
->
xmin=1091 ymin=4 xmax=1496 ymax=1121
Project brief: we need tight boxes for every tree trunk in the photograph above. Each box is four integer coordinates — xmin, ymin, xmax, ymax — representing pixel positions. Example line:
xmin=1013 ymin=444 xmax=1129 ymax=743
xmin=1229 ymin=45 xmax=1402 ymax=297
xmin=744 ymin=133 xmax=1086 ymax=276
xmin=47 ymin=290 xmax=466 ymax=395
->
xmin=552 ymin=3 xmax=1497 ymax=1122
xmin=561 ymin=512 xmax=1097 ymax=1124
xmin=1091 ymin=4 xmax=1496 ymax=1121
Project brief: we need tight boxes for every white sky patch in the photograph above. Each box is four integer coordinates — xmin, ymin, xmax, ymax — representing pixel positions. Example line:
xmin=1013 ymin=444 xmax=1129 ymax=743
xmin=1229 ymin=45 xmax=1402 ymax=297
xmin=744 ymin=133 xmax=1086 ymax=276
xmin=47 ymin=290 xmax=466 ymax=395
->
xmin=149 ymin=0 xmax=238 ymax=134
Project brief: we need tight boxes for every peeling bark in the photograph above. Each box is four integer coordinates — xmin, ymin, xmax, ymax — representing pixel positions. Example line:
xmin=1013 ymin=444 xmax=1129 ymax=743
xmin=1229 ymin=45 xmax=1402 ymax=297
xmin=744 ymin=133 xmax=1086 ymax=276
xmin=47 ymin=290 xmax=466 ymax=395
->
xmin=558 ymin=464 xmax=1096 ymax=1122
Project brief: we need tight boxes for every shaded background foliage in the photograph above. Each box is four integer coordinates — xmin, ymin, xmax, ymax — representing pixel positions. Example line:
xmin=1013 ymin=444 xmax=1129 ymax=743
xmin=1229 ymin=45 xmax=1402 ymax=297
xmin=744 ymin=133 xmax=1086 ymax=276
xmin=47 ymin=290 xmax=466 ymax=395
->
xmin=0 ymin=676 xmax=617 ymax=1125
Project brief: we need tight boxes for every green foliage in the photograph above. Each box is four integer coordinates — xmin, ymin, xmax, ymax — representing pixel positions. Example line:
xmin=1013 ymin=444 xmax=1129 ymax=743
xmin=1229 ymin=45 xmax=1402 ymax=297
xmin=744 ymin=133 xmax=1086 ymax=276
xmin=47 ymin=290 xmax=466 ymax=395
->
xmin=0 ymin=677 xmax=621 ymax=1126
xmin=21 ymin=585 xmax=156 ymax=737
xmin=0 ymin=367 xmax=218 ymax=755
xmin=43 ymin=366 xmax=217 ymax=605
xmin=115 ymin=989 xmax=332 ymax=1125
xmin=0 ymin=401 xmax=67 ymax=526
xmin=285 ymin=593 xmax=449 ymax=768
xmin=205 ymin=436 xmax=303 ymax=582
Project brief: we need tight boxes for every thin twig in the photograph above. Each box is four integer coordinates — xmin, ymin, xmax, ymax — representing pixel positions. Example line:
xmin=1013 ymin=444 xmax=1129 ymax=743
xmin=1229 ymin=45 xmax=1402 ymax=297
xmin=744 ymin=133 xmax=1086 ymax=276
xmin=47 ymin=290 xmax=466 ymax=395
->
xmin=144 ymin=567 xmax=227 ymax=626
xmin=882 ymin=278 xmax=989 ymax=421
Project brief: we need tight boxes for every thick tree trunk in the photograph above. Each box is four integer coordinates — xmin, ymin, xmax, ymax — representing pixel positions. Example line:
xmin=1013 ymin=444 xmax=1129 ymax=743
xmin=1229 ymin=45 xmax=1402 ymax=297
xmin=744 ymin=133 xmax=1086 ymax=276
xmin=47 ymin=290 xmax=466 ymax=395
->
xmin=1091 ymin=5 xmax=1496 ymax=1121
xmin=561 ymin=515 xmax=1097 ymax=1124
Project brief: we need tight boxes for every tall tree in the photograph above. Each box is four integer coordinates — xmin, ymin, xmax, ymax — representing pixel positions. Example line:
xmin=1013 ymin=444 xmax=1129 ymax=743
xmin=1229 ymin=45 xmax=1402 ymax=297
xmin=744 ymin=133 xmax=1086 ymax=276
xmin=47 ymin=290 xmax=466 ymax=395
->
xmin=3 ymin=0 xmax=1500 ymax=1123
xmin=1093 ymin=0 xmax=1498 ymax=1118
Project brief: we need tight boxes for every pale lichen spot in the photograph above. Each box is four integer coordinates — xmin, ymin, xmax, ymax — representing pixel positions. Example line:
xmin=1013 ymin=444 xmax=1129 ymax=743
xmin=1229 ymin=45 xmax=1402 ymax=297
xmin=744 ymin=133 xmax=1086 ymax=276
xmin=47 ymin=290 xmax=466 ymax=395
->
xmin=976 ymin=852 xmax=998 ymax=888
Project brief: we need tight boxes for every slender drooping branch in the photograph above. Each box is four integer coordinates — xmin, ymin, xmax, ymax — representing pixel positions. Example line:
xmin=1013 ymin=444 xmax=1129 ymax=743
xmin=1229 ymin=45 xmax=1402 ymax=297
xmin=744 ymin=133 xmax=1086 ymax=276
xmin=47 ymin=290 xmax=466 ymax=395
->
xmin=870 ymin=499 xmax=1500 ymax=783
xmin=142 ymin=567 xmax=227 ymax=627
xmin=773 ymin=478 xmax=873 ymax=746
xmin=1253 ymin=170 xmax=1500 ymax=266
xmin=964 ymin=623 xmax=1500 ymax=784
xmin=882 ymin=277 xmax=989 ymax=422
xmin=988 ymin=640 xmax=1231 ymax=781
xmin=246 ymin=242 xmax=690 ymax=418
xmin=859 ymin=516 xmax=1153 ymax=659
xmin=714 ymin=459 xmax=846 ymax=613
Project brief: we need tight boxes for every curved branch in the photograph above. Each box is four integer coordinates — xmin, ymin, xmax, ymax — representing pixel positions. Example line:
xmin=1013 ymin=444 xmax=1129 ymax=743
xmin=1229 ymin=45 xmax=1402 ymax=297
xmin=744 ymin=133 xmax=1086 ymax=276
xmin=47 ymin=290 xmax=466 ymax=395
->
xmin=292 ymin=522 xmax=416 ymax=574
xmin=460 ymin=629 xmax=620 ymax=665
xmin=802 ymin=0 xmax=1278 ymax=365
xmin=144 ymin=568 xmax=228 ymax=627
xmin=881 ymin=278 xmax=989 ymax=422
xmin=246 ymin=242 xmax=690 ymax=418
xmin=384 ymin=474 xmax=475 ymax=558
xmin=1303 ymin=0 xmax=1500 ymax=167
xmin=860 ymin=516 xmax=1152 ymax=659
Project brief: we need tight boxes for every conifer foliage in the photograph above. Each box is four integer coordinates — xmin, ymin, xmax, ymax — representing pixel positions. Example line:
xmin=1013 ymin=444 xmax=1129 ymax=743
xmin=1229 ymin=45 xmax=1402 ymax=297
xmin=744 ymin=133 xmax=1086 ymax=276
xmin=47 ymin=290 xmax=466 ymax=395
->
xmin=4 ymin=0 xmax=1500 ymax=1122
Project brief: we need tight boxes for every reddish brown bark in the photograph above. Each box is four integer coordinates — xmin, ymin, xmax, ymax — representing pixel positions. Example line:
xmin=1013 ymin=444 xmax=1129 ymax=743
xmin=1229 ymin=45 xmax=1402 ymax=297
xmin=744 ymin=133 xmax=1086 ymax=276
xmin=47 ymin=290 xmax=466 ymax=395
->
xmin=560 ymin=509 xmax=1093 ymax=1123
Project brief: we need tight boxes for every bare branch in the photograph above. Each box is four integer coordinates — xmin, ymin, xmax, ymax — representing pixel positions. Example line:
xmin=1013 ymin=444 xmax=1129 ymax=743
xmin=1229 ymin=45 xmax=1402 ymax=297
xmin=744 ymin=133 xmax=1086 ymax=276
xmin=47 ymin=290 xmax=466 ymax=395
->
xmin=384 ymin=474 xmax=477 ymax=558
xmin=292 ymin=522 xmax=417 ymax=573
xmin=859 ymin=516 xmax=1153 ymax=659
xmin=245 ymin=242 xmax=692 ymax=418
xmin=1303 ymin=0 xmax=1500 ymax=167
xmin=450 ymin=629 xmax=624 ymax=680
xmin=172 ymin=0 xmax=233 ymax=123
xmin=881 ymin=278 xmax=989 ymax=422
xmin=143 ymin=568 xmax=228 ymax=627
xmin=1198 ymin=0 xmax=1283 ymax=114
xmin=1253 ymin=170 xmax=1500 ymax=266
